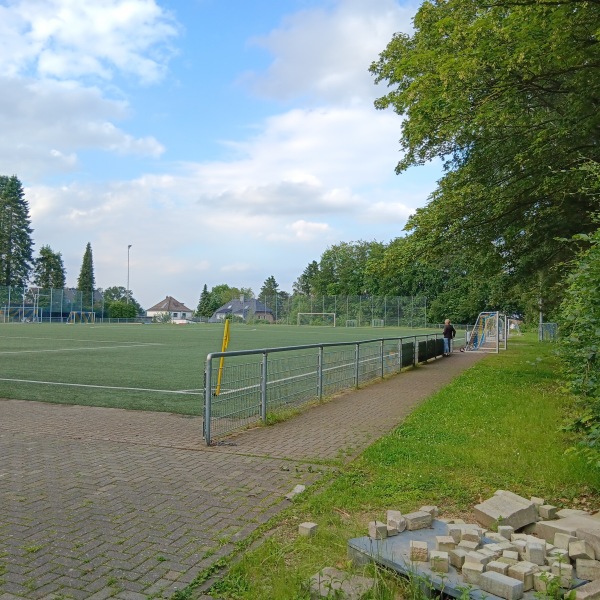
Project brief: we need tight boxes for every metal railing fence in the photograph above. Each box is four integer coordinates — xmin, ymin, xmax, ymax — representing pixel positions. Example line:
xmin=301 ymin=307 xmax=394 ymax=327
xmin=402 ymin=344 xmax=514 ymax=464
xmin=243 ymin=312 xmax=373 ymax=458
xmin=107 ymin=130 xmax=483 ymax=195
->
xmin=203 ymin=333 xmax=445 ymax=445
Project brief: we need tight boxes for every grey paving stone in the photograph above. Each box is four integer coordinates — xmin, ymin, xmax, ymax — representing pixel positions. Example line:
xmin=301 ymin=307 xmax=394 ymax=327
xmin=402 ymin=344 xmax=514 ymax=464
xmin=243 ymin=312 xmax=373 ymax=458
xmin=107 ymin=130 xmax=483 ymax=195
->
xmin=1 ymin=352 xmax=482 ymax=598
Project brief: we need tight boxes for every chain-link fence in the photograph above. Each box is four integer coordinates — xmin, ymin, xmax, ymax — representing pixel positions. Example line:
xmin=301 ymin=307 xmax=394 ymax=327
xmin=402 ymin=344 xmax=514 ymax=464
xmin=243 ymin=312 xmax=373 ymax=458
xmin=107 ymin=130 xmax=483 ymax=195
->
xmin=203 ymin=333 xmax=444 ymax=444
xmin=254 ymin=294 xmax=428 ymax=327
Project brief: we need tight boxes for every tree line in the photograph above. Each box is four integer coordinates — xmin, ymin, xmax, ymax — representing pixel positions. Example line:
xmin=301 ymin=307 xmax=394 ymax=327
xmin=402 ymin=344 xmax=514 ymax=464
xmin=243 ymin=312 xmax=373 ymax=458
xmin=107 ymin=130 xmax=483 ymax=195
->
xmin=0 ymin=175 xmax=141 ymax=318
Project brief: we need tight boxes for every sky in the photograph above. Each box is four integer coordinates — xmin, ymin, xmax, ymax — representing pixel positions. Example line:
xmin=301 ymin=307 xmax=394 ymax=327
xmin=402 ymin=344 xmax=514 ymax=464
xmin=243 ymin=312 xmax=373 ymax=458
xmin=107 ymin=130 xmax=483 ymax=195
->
xmin=1 ymin=0 xmax=442 ymax=309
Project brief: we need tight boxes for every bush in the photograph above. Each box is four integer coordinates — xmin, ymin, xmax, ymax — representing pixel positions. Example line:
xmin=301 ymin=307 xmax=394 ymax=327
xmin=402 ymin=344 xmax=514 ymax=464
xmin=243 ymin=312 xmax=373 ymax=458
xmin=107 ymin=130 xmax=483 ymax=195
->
xmin=559 ymin=226 xmax=600 ymax=465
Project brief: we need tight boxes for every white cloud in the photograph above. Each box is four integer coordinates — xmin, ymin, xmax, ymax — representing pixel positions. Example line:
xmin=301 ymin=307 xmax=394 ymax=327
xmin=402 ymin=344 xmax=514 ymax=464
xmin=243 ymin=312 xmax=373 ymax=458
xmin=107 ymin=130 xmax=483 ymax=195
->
xmin=0 ymin=76 xmax=164 ymax=177
xmin=0 ymin=0 xmax=178 ymax=82
xmin=244 ymin=0 xmax=416 ymax=104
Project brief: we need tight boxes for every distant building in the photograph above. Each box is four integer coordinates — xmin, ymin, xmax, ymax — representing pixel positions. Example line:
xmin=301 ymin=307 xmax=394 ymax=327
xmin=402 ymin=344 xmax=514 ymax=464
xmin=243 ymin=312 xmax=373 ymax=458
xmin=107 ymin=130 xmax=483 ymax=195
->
xmin=146 ymin=296 xmax=194 ymax=321
xmin=210 ymin=297 xmax=274 ymax=323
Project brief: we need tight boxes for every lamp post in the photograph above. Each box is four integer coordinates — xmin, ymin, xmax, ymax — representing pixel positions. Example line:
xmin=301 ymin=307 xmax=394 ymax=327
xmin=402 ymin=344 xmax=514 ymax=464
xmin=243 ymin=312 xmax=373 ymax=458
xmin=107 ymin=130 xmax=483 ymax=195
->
xmin=127 ymin=244 xmax=132 ymax=304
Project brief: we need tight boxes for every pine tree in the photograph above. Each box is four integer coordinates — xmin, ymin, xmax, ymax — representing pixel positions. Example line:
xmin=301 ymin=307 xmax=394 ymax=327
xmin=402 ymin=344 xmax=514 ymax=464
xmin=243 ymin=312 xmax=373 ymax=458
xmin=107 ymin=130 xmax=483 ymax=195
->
xmin=196 ymin=284 xmax=213 ymax=318
xmin=0 ymin=175 xmax=34 ymax=287
xmin=33 ymin=245 xmax=66 ymax=289
xmin=77 ymin=242 xmax=96 ymax=308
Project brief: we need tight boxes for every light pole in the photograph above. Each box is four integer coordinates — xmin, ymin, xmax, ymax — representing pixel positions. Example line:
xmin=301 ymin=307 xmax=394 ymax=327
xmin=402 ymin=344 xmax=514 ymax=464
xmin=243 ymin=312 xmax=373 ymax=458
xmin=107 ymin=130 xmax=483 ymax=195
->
xmin=127 ymin=244 xmax=132 ymax=304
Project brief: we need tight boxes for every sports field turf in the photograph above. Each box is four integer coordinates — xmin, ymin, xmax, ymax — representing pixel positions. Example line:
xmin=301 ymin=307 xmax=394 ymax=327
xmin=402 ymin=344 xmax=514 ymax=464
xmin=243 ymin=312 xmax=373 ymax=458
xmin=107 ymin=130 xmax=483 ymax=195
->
xmin=0 ymin=322 xmax=438 ymax=415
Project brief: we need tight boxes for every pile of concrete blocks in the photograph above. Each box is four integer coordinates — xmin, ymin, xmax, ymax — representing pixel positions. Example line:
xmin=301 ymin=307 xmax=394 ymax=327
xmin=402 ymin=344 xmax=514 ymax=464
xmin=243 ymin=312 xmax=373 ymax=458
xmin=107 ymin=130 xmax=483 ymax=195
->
xmin=366 ymin=491 xmax=600 ymax=600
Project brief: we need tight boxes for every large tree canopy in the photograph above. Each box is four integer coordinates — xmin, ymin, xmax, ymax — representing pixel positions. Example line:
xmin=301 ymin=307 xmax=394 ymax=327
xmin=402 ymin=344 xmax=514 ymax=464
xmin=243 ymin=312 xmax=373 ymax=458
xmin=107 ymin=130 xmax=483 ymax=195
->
xmin=370 ymin=0 xmax=600 ymax=314
xmin=33 ymin=245 xmax=66 ymax=289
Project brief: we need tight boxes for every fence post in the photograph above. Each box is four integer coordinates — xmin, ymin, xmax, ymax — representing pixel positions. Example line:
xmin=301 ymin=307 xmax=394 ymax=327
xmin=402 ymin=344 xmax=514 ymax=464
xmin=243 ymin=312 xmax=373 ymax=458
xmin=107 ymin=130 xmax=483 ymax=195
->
xmin=261 ymin=352 xmax=268 ymax=421
xmin=354 ymin=343 xmax=360 ymax=388
xmin=413 ymin=336 xmax=417 ymax=366
xmin=317 ymin=346 xmax=324 ymax=400
xmin=204 ymin=356 xmax=212 ymax=446
xmin=399 ymin=338 xmax=403 ymax=371
xmin=380 ymin=339 xmax=385 ymax=378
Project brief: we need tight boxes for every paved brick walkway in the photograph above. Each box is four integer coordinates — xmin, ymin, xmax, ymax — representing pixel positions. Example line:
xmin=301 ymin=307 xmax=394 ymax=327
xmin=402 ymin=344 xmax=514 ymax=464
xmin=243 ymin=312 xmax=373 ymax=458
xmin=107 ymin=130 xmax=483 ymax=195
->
xmin=0 ymin=352 xmax=483 ymax=599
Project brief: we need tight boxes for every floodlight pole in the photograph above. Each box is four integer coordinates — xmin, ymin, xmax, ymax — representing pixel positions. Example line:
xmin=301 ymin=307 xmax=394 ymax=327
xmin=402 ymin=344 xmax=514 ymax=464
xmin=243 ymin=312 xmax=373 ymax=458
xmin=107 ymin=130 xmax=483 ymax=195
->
xmin=127 ymin=244 xmax=132 ymax=304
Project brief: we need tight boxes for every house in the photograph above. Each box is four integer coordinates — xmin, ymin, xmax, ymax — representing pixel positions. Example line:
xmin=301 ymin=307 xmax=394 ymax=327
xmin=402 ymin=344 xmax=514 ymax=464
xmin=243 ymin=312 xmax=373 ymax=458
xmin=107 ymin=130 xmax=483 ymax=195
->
xmin=146 ymin=296 xmax=194 ymax=321
xmin=209 ymin=297 xmax=274 ymax=323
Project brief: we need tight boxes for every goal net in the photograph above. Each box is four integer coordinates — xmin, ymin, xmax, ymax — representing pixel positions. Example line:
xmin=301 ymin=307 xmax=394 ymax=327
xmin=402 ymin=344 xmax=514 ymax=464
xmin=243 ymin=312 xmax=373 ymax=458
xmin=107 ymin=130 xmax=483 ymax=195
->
xmin=297 ymin=313 xmax=336 ymax=327
xmin=67 ymin=311 xmax=96 ymax=324
xmin=464 ymin=311 xmax=506 ymax=353
xmin=371 ymin=319 xmax=385 ymax=328
xmin=345 ymin=319 xmax=358 ymax=327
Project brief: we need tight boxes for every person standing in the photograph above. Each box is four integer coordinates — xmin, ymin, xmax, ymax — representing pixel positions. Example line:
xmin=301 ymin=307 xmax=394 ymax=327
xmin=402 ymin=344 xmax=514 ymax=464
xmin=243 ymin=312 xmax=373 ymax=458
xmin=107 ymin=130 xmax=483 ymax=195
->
xmin=443 ymin=319 xmax=456 ymax=356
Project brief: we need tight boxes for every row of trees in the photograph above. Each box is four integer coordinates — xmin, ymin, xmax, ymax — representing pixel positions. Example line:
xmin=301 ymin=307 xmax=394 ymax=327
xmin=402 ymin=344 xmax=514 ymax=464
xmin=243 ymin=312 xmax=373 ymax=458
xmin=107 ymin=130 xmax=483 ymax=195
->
xmin=0 ymin=175 xmax=140 ymax=318
xmin=367 ymin=0 xmax=600 ymax=463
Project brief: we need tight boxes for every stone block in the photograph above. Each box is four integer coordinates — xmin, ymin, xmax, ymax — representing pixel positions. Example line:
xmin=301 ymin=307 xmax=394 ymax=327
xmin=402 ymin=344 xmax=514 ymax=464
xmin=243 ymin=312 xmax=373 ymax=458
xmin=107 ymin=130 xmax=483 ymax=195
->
xmin=557 ymin=509 xmax=591 ymax=519
xmin=555 ymin=533 xmax=578 ymax=550
xmin=499 ymin=526 xmax=515 ymax=540
xmin=474 ymin=491 xmax=537 ymax=530
xmin=462 ymin=562 xmax=485 ymax=586
xmin=503 ymin=551 xmax=520 ymax=561
xmin=387 ymin=510 xmax=407 ymax=534
xmin=512 ymin=539 xmax=527 ymax=558
xmin=551 ymin=561 xmax=574 ymax=587
xmin=576 ymin=579 xmax=600 ymax=600
xmin=486 ymin=542 xmax=510 ymax=555
xmin=508 ymin=561 xmax=539 ymax=591
xmin=539 ymin=505 xmax=558 ymax=520
xmin=447 ymin=526 xmax=462 ymax=544
xmin=488 ymin=561 xmax=510 ymax=575
xmin=310 ymin=567 xmax=376 ymax=600
xmin=410 ymin=540 xmax=429 ymax=562
xmin=577 ymin=523 xmax=600 ymax=559
xmin=533 ymin=571 xmax=559 ymax=593
xmin=498 ymin=557 xmax=519 ymax=566
xmin=435 ymin=535 xmax=456 ymax=552
xmin=487 ymin=532 xmax=510 ymax=543
xmin=459 ymin=539 xmax=480 ymax=552
xmin=479 ymin=571 xmax=524 ymax=600
xmin=537 ymin=516 xmax=599 ymax=544
xmin=512 ymin=534 xmax=528 ymax=541
xmin=465 ymin=551 xmax=493 ymax=566
xmin=404 ymin=511 xmax=433 ymax=531
xmin=449 ymin=548 xmax=468 ymax=570
xmin=525 ymin=541 xmax=546 ymax=566
xmin=299 ymin=522 xmax=318 ymax=537
xmin=430 ymin=550 xmax=449 ymax=573
xmin=463 ymin=528 xmax=483 ymax=543
xmin=420 ymin=505 xmax=439 ymax=517
xmin=368 ymin=521 xmax=387 ymax=540
xmin=570 ymin=540 xmax=596 ymax=561
xmin=531 ymin=497 xmax=545 ymax=507
xmin=577 ymin=559 xmax=600 ymax=581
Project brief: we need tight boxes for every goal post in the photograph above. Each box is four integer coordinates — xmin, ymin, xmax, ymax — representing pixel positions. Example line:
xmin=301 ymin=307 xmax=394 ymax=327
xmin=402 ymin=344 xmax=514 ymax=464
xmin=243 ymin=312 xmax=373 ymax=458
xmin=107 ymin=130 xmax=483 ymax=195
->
xmin=297 ymin=312 xmax=336 ymax=327
xmin=371 ymin=318 xmax=385 ymax=328
xmin=345 ymin=319 xmax=358 ymax=327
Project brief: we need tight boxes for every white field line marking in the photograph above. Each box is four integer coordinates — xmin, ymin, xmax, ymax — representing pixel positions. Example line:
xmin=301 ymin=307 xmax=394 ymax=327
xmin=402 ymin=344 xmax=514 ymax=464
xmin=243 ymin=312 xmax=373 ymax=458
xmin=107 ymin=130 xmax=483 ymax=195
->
xmin=2 ymin=336 xmax=161 ymax=344
xmin=0 ymin=377 xmax=200 ymax=395
xmin=0 ymin=343 xmax=163 ymax=355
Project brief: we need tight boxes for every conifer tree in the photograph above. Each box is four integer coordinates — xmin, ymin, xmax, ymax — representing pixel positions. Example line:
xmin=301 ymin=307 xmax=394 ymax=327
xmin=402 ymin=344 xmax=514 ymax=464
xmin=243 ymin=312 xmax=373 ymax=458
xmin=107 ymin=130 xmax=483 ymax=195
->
xmin=77 ymin=242 xmax=96 ymax=308
xmin=196 ymin=284 xmax=213 ymax=318
xmin=0 ymin=175 xmax=34 ymax=287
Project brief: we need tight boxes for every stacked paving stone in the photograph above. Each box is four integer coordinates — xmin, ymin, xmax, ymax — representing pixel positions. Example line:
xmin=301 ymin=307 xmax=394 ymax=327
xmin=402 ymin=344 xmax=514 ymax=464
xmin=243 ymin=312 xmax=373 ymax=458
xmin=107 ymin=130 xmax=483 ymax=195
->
xmin=365 ymin=491 xmax=600 ymax=600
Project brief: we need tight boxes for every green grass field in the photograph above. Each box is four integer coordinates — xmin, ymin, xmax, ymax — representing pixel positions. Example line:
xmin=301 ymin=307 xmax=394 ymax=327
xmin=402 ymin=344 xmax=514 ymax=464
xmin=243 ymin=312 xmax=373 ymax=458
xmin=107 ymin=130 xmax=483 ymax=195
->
xmin=0 ymin=322 xmax=439 ymax=415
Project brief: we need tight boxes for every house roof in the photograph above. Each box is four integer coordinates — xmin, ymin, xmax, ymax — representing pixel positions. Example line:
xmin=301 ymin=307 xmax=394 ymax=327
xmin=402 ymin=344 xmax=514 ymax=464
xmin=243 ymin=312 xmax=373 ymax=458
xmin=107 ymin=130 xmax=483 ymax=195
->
xmin=146 ymin=296 xmax=193 ymax=313
xmin=211 ymin=298 xmax=273 ymax=319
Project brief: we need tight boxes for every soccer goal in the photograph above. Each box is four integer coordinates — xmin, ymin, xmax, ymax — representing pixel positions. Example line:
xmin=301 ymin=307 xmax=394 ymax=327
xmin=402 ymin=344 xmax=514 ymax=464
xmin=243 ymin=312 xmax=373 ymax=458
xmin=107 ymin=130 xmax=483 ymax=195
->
xmin=297 ymin=313 xmax=336 ymax=327
xmin=464 ymin=311 xmax=506 ymax=353
xmin=345 ymin=319 xmax=358 ymax=327
xmin=67 ymin=311 xmax=96 ymax=324
xmin=371 ymin=319 xmax=385 ymax=328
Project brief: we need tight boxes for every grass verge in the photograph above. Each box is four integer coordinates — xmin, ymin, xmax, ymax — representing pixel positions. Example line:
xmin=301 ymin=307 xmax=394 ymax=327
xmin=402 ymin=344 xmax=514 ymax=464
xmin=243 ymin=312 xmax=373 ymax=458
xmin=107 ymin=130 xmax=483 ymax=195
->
xmin=180 ymin=334 xmax=600 ymax=599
